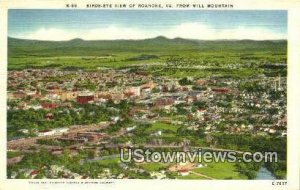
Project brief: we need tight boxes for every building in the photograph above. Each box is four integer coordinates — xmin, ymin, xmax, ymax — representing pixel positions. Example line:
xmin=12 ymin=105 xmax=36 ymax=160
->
xmin=124 ymin=87 xmax=141 ymax=97
xmin=41 ymin=102 xmax=58 ymax=110
xmin=37 ymin=129 xmax=56 ymax=137
xmin=212 ymin=88 xmax=229 ymax=93
xmin=37 ymin=127 xmax=67 ymax=137
xmin=154 ymin=97 xmax=174 ymax=107
xmin=54 ymin=128 xmax=69 ymax=134
xmin=77 ymin=92 xmax=94 ymax=104
xmin=60 ymin=91 xmax=77 ymax=101
xmin=178 ymin=169 xmax=190 ymax=176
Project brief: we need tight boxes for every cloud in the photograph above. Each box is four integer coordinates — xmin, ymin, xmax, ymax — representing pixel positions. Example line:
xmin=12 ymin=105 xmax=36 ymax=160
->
xmin=13 ymin=23 xmax=286 ymax=41
xmin=84 ymin=26 xmax=158 ymax=40
xmin=25 ymin=28 xmax=78 ymax=41
xmin=165 ymin=23 xmax=285 ymax=40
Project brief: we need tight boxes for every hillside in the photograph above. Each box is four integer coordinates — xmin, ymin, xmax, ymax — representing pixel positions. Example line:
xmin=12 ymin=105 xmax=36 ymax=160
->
xmin=8 ymin=37 xmax=287 ymax=57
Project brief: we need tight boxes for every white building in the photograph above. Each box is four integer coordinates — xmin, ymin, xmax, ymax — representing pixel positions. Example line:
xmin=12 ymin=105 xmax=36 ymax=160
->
xmin=37 ymin=130 xmax=56 ymax=137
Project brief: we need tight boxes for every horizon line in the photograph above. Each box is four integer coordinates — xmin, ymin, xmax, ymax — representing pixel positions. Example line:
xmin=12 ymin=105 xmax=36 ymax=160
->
xmin=8 ymin=36 xmax=287 ymax=42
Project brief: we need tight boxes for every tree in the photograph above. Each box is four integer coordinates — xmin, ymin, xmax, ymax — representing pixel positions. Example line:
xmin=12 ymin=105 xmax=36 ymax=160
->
xmin=87 ymin=150 xmax=95 ymax=159
xmin=179 ymin=77 xmax=193 ymax=86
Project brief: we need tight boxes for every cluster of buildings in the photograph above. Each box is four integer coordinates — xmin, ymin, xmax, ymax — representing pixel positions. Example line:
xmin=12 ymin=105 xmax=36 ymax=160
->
xmin=9 ymin=165 xmax=90 ymax=179
xmin=8 ymin=69 xmax=287 ymax=138
xmin=8 ymin=69 xmax=156 ymax=105
xmin=7 ymin=68 xmax=287 ymax=179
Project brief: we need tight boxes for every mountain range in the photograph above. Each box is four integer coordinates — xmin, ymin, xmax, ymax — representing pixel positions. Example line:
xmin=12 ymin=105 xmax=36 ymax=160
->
xmin=8 ymin=36 xmax=287 ymax=57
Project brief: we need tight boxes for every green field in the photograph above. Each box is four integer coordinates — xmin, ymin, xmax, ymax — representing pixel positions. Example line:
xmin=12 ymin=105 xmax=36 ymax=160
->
xmin=139 ymin=162 xmax=169 ymax=172
xmin=148 ymin=122 xmax=180 ymax=132
xmin=146 ymin=122 xmax=180 ymax=138
xmin=8 ymin=37 xmax=287 ymax=79
xmin=191 ymin=161 xmax=248 ymax=179
xmin=96 ymin=157 xmax=120 ymax=165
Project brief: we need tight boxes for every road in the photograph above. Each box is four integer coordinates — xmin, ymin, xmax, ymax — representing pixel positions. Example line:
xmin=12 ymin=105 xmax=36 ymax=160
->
xmin=189 ymin=171 xmax=216 ymax=180
xmin=143 ymin=145 xmax=246 ymax=154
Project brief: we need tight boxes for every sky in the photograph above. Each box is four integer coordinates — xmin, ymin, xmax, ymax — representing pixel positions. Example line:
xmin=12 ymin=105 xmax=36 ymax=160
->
xmin=8 ymin=10 xmax=287 ymax=41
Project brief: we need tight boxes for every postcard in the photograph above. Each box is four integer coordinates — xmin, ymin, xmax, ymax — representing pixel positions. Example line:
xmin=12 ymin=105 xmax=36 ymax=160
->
xmin=0 ymin=0 xmax=299 ymax=190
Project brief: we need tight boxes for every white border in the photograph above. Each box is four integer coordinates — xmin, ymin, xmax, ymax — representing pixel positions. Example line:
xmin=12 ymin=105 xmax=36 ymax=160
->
xmin=0 ymin=0 xmax=299 ymax=190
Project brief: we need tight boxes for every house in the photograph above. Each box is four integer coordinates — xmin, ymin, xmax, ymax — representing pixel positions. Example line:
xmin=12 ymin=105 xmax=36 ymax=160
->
xmin=110 ymin=116 xmax=120 ymax=123
xmin=29 ymin=170 xmax=39 ymax=178
xmin=268 ymin=128 xmax=277 ymax=134
xmin=197 ymin=164 xmax=207 ymax=168
xmin=178 ymin=169 xmax=190 ymax=176
xmin=154 ymin=130 xmax=162 ymax=136
xmin=126 ymin=126 xmax=136 ymax=132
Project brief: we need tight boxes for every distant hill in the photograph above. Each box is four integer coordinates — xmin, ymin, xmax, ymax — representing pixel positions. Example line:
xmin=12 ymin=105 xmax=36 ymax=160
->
xmin=8 ymin=36 xmax=287 ymax=57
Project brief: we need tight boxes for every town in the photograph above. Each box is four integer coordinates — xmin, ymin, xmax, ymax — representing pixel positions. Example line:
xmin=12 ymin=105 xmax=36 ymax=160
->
xmin=7 ymin=67 xmax=287 ymax=179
